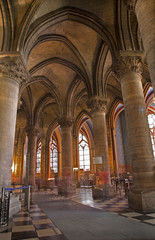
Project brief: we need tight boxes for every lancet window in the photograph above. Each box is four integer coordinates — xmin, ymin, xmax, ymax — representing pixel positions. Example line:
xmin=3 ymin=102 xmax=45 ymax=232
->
xmin=79 ymin=132 xmax=90 ymax=171
xmin=50 ymin=137 xmax=58 ymax=173
xmin=148 ymin=113 xmax=155 ymax=160
xmin=36 ymin=141 xmax=41 ymax=173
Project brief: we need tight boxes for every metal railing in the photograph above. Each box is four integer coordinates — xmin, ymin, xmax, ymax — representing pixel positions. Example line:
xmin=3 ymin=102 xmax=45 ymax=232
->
xmin=0 ymin=185 xmax=31 ymax=227
xmin=0 ymin=188 xmax=10 ymax=227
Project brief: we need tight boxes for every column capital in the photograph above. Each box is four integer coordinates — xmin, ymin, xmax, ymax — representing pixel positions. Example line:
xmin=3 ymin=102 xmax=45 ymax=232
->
xmin=26 ymin=126 xmax=39 ymax=136
xmin=0 ymin=52 xmax=29 ymax=84
xmin=87 ymin=96 xmax=109 ymax=113
xmin=58 ymin=116 xmax=74 ymax=128
xmin=112 ymin=52 xmax=143 ymax=79
xmin=17 ymin=99 xmax=23 ymax=110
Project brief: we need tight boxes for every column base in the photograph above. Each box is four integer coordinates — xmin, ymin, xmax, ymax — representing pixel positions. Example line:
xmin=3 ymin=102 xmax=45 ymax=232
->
xmin=39 ymin=180 xmax=47 ymax=190
xmin=128 ymin=189 xmax=155 ymax=213
xmin=58 ymin=183 xmax=76 ymax=197
xmin=46 ymin=180 xmax=55 ymax=190
xmin=9 ymin=193 xmax=21 ymax=217
xmin=31 ymin=184 xmax=38 ymax=192
xmin=92 ymin=185 xmax=116 ymax=200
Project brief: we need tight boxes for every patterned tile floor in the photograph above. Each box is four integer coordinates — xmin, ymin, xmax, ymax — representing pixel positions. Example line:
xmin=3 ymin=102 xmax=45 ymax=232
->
xmin=70 ymin=188 xmax=155 ymax=227
xmin=1 ymin=188 xmax=155 ymax=240
xmin=0 ymin=202 xmax=68 ymax=240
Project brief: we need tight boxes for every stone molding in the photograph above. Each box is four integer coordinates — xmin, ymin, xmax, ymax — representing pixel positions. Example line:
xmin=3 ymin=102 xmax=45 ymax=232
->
xmin=26 ymin=126 xmax=39 ymax=136
xmin=58 ymin=116 xmax=73 ymax=128
xmin=125 ymin=0 xmax=137 ymax=11
xmin=17 ymin=99 xmax=23 ymax=110
xmin=0 ymin=53 xmax=29 ymax=84
xmin=87 ymin=97 xmax=109 ymax=113
xmin=113 ymin=54 xmax=143 ymax=79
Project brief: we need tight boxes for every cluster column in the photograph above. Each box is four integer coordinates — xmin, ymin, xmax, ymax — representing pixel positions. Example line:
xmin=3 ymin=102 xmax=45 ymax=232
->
xmin=26 ymin=126 xmax=38 ymax=189
xmin=114 ymin=54 xmax=155 ymax=212
xmin=0 ymin=53 xmax=28 ymax=190
xmin=58 ymin=117 xmax=74 ymax=195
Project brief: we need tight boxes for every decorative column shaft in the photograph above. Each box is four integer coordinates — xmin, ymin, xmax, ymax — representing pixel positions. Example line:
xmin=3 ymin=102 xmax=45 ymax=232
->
xmin=114 ymin=54 xmax=155 ymax=212
xmin=87 ymin=97 xmax=111 ymax=185
xmin=26 ymin=126 xmax=38 ymax=187
xmin=72 ymin=134 xmax=78 ymax=184
xmin=72 ymin=133 xmax=77 ymax=169
xmin=0 ymin=53 xmax=28 ymax=189
xmin=134 ymin=0 xmax=155 ymax=92
xmin=41 ymin=136 xmax=46 ymax=187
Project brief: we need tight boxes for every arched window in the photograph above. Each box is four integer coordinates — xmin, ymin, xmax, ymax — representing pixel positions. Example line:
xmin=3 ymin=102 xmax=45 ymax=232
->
xmin=79 ymin=132 xmax=90 ymax=171
xmin=36 ymin=141 xmax=41 ymax=173
xmin=50 ymin=137 xmax=58 ymax=173
xmin=148 ymin=113 xmax=155 ymax=160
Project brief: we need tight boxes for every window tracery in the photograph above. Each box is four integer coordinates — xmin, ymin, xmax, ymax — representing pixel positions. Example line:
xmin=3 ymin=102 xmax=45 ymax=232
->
xmin=50 ymin=137 xmax=58 ymax=173
xmin=36 ymin=141 xmax=41 ymax=173
xmin=79 ymin=132 xmax=90 ymax=171
xmin=148 ymin=113 xmax=155 ymax=160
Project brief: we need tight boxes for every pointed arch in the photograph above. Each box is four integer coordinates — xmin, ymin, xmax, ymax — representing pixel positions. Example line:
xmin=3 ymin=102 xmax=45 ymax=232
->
xmin=0 ymin=0 xmax=14 ymax=51
xmin=19 ymin=7 xmax=116 ymax=57
xmin=20 ymin=75 xmax=63 ymax=117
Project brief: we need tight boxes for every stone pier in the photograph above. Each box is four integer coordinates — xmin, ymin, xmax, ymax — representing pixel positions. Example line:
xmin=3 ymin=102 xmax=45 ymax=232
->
xmin=0 ymin=52 xmax=28 ymax=215
xmin=26 ymin=126 xmax=38 ymax=190
xmin=87 ymin=97 xmax=115 ymax=199
xmin=58 ymin=117 xmax=75 ymax=196
xmin=114 ymin=53 xmax=155 ymax=212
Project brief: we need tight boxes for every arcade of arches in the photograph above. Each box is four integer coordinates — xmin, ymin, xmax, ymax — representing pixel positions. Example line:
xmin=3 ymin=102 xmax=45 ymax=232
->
xmin=0 ymin=0 xmax=155 ymax=214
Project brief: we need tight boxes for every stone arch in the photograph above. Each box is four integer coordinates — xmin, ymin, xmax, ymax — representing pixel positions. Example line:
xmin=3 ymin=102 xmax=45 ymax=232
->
xmin=0 ymin=0 xmax=14 ymax=51
xmin=20 ymin=75 xmax=63 ymax=117
xmin=26 ymin=34 xmax=90 ymax=80
xmin=18 ymin=7 xmax=117 ymax=57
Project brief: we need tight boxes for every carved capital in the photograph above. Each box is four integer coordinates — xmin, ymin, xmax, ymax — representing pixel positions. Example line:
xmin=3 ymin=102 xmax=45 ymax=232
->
xmin=87 ymin=97 xmax=109 ymax=113
xmin=0 ymin=53 xmax=29 ymax=84
xmin=26 ymin=126 xmax=39 ymax=137
xmin=58 ymin=116 xmax=73 ymax=128
xmin=113 ymin=54 xmax=143 ymax=79
xmin=17 ymin=99 xmax=22 ymax=110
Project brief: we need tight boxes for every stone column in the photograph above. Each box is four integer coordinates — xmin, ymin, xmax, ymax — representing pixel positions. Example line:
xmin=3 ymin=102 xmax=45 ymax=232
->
xmin=114 ymin=54 xmax=155 ymax=212
xmin=129 ymin=0 xmax=155 ymax=92
xmin=26 ymin=126 xmax=38 ymax=189
xmin=87 ymin=97 xmax=111 ymax=184
xmin=58 ymin=117 xmax=74 ymax=195
xmin=0 ymin=53 xmax=28 ymax=190
xmin=87 ymin=97 xmax=115 ymax=200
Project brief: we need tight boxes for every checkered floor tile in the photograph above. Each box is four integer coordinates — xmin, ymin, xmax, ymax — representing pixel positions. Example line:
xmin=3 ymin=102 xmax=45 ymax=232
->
xmin=71 ymin=188 xmax=155 ymax=226
xmin=1 ymin=189 xmax=155 ymax=240
xmin=0 ymin=203 xmax=68 ymax=240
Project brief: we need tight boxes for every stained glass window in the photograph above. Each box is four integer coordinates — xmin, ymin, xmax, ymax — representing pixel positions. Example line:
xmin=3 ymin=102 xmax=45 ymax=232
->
xmin=79 ymin=132 xmax=90 ymax=171
xmin=36 ymin=141 xmax=41 ymax=173
xmin=148 ymin=114 xmax=155 ymax=160
xmin=50 ymin=137 xmax=58 ymax=173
